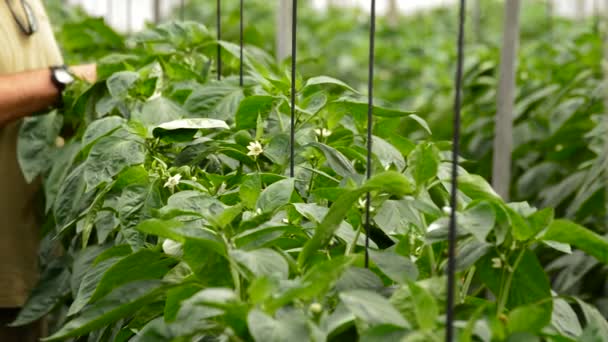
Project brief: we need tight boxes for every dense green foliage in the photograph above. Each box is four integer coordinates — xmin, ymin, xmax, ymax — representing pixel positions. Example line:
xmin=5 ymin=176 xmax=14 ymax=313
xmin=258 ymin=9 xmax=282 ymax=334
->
xmin=9 ymin=1 xmax=608 ymax=341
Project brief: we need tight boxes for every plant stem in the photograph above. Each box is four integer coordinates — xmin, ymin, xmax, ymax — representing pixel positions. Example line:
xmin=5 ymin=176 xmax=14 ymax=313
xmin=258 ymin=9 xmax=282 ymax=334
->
xmin=460 ymin=265 xmax=476 ymax=303
xmin=347 ymin=223 xmax=363 ymax=256
xmin=497 ymin=248 xmax=526 ymax=314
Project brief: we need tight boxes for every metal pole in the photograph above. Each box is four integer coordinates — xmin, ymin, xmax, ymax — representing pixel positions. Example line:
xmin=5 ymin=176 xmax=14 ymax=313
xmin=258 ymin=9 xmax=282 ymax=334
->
xmin=127 ymin=0 xmax=132 ymax=33
xmin=153 ymin=0 xmax=162 ymax=24
xmin=492 ymin=0 xmax=521 ymax=200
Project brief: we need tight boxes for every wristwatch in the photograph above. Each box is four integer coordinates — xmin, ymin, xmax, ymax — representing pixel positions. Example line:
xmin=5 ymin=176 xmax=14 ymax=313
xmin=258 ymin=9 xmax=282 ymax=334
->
xmin=50 ymin=65 xmax=74 ymax=92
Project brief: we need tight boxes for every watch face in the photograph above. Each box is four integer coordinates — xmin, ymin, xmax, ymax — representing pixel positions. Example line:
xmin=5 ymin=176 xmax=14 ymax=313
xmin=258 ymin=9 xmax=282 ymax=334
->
xmin=55 ymin=69 xmax=75 ymax=85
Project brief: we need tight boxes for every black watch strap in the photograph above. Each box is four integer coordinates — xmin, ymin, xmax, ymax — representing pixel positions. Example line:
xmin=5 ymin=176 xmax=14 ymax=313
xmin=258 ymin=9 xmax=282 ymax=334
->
xmin=50 ymin=65 xmax=74 ymax=92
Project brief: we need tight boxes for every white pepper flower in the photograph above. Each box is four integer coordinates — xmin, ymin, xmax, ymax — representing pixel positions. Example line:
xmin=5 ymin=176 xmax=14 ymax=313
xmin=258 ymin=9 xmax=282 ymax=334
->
xmin=247 ymin=141 xmax=264 ymax=157
xmin=491 ymin=257 xmax=502 ymax=269
xmin=164 ymin=174 xmax=182 ymax=191
xmin=314 ymin=128 xmax=332 ymax=139
xmin=162 ymin=239 xmax=183 ymax=257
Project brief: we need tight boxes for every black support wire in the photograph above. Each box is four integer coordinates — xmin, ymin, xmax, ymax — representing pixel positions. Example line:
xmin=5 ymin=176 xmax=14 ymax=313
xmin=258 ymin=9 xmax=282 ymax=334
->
xmin=290 ymin=0 xmax=298 ymax=178
xmin=364 ymin=0 xmax=376 ymax=269
xmin=239 ymin=0 xmax=244 ymax=87
xmin=446 ymin=0 xmax=466 ymax=341
xmin=217 ymin=0 xmax=222 ymax=80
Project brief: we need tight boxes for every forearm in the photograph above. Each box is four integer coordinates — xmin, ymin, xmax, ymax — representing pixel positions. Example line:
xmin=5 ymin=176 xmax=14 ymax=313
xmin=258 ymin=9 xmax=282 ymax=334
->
xmin=0 ymin=64 xmax=96 ymax=128
xmin=0 ymin=68 xmax=59 ymax=127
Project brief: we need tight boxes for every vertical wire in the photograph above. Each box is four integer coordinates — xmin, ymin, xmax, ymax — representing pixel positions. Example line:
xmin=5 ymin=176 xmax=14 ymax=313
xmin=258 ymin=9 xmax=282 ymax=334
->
xmin=446 ymin=0 xmax=466 ymax=341
xmin=240 ymin=0 xmax=244 ymax=87
xmin=364 ymin=0 xmax=376 ymax=269
xmin=217 ymin=0 xmax=222 ymax=80
xmin=290 ymin=0 xmax=298 ymax=178
xmin=180 ymin=0 xmax=185 ymax=21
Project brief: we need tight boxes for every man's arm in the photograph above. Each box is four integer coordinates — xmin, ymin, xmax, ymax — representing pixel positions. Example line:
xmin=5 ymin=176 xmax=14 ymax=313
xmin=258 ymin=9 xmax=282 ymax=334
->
xmin=0 ymin=64 xmax=96 ymax=127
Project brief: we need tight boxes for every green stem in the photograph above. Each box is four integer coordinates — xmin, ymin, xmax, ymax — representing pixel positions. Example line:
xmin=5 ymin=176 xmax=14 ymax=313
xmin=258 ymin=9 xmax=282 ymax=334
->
xmin=426 ymin=245 xmax=436 ymax=277
xmin=347 ymin=224 xmax=364 ymax=256
xmin=497 ymin=248 xmax=526 ymax=315
xmin=460 ymin=265 xmax=476 ymax=303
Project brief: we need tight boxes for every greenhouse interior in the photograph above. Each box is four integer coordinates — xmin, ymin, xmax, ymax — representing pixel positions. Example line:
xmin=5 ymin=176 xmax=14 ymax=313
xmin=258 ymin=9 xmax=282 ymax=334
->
xmin=1 ymin=0 xmax=608 ymax=341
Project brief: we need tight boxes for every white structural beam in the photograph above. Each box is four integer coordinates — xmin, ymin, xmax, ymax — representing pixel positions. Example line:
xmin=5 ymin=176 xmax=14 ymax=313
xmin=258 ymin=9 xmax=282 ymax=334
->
xmin=492 ymin=0 xmax=521 ymax=200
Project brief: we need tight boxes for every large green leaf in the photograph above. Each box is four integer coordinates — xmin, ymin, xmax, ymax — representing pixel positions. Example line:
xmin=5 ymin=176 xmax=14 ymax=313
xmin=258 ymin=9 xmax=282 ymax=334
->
xmin=135 ymin=218 xmax=226 ymax=256
xmin=298 ymin=171 xmax=414 ymax=267
xmin=43 ymin=280 xmax=167 ymax=341
xmin=256 ymin=178 xmax=294 ymax=213
xmin=507 ymin=304 xmax=552 ymax=334
xmin=83 ymin=130 xmax=146 ymax=189
xmin=247 ymin=309 xmax=311 ymax=342
xmin=89 ymin=249 xmax=177 ymax=303
xmin=339 ymin=290 xmax=410 ymax=328
xmin=408 ymin=282 xmax=438 ymax=330
xmin=10 ymin=260 xmax=70 ymax=326
xmin=17 ymin=111 xmax=63 ymax=183
xmin=369 ymin=249 xmax=418 ymax=284
xmin=230 ymin=248 xmax=289 ymax=280
xmin=307 ymin=142 xmax=357 ymax=179
xmin=407 ymin=142 xmax=441 ymax=187
xmin=235 ymin=95 xmax=276 ymax=130
xmin=541 ymin=220 xmax=608 ymax=264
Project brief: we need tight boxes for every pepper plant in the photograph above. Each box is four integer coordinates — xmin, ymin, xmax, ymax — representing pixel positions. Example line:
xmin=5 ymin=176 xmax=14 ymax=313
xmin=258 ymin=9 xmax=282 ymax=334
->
xmin=11 ymin=21 xmax=608 ymax=341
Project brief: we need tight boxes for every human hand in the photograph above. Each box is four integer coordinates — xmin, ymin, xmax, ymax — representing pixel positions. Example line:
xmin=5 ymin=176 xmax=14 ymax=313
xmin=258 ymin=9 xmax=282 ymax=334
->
xmin=70 ymin=64 xmax=97 ymax=83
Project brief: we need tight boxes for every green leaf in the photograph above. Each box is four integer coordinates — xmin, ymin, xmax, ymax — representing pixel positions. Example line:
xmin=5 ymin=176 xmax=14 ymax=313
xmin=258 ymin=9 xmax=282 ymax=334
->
xmin=42 ymin=280 xmax=167 ymax=341
xmin=256 ymin=178 xmax=294 ymax=213
xmin=184 ymin=83 xmax=244 ymax=121
xmin=408 ymin=282 xmax=438 ymax=330
xmin=53 ymin=164 xmax=94 ymax=230
xmin=135 ymin=219 xmax=226 ymax=256
xmin=477 ymin=250 xmax=551 ymax=310
xmin=10 ymin=261 xmax=70 ymax=326
xmin=240 ymin=173 xmax=262 ymax=209
xmin=17 ymin=111 xmax=63 ymax=183
xmin=247 ymin=309 xmax=311 ymax=342
xmin=372 ymin=136 xmax=406 ymax=171
xmin=330 ymin=98 xmax=416 ymax=119
xmin=264 ymin=134 xmax=290 ymax=166
xmin=462 ymin=201 xmax=496 ymax=242
xmin=339 ymin=290 xmax=410 ymax=328
xmin=230 ymin=248 xmax=289 ymax=280
xmin=235 ymin=95 xmax=276 ymax=130
xmin=81 ymin=116 xmax=126 ymax=152
xmin=549 ymin=298 xmax=582 ymax=339
xmin=577 ymin=298 xmax=608 ymax=341
xmin=83 ymin=131 xmax=145 ymax=189
xmin=133 ymin=97 xmax=187 ymax=134
xmin=68 ymin=255 xmax=126 ymax=316
xmin=90 ymin=249 xmax=177 ymax=303
xmin=304 ymin=75 xmax=357 ymax=93
xmin=369 ymin=249 xmax=418 ymax=284
xmin=542 ymin=220 xmax=608 ymax=264
xmin=507 ymin=304 xmax=552 ymax=334
xmin=308 ymin=142 xmax=357 ymax=179
xmin=408 ymin=142 xmax=441 ymax=187
xmin=152 ymin=118 xmax=229 ymax=138
xmin=299 ymin=171 xmax=414 ymax=267
xmin=106 ymin=71 xmax=139 ymax=98
xmin=160 ymin=191 xmax=227 ymax=220
xmin=458 ymin=173 xmax=500 ymax=200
